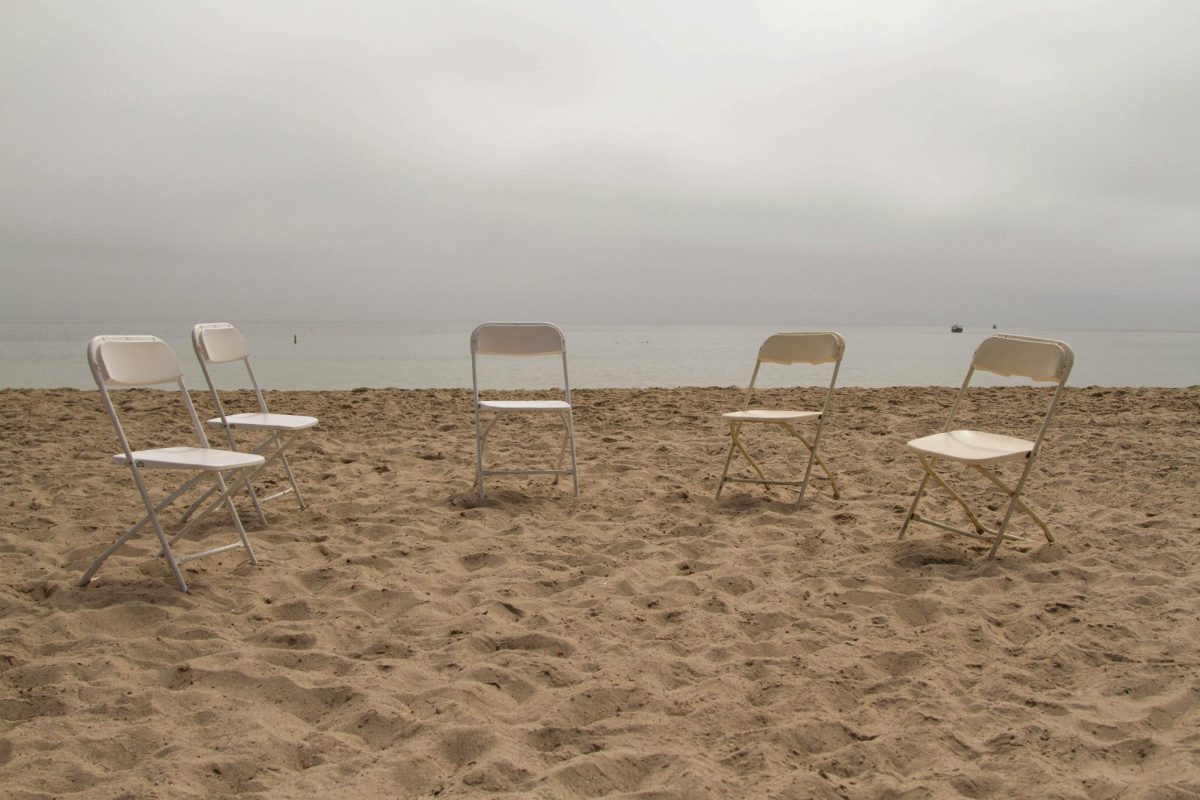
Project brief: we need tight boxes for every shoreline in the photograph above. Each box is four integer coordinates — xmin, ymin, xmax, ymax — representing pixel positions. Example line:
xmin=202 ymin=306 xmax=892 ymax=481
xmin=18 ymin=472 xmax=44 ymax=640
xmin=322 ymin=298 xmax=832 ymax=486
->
xmin=2 ymin=386 xmax=1197 ymax=797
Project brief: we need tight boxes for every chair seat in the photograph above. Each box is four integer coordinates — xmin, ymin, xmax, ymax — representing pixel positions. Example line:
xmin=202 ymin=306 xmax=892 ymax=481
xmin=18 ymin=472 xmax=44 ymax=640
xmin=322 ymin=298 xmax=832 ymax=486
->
xmin=113 ymin=447 xmax=266 ymax=471
xmin=479 ymin=400 xmax=571 ymax=412
xmin=206 ymin=412 xmax=319 ymax=431
xmin=906 ymin=429 xmax=1034 ymax=465
xmin=722 ymin=409 xmax=821 ymax=423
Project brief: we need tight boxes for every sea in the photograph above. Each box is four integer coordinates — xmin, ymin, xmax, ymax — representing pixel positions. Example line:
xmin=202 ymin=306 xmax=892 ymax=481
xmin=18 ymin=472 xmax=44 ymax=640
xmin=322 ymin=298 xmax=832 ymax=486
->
xmin=1 ymin=322 xmax=1196 ymax=390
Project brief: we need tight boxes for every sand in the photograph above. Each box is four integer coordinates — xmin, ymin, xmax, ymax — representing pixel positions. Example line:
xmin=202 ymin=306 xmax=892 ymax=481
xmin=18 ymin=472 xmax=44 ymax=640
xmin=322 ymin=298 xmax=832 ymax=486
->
xmin=1 ymin=385 xmax=1198 ymax=799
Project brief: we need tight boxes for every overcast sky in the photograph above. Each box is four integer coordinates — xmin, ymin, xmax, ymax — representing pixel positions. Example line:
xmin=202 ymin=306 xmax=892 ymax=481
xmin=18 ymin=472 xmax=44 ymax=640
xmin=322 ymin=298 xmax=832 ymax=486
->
xmin=2 ymin=1 xmax=1197 ymax=328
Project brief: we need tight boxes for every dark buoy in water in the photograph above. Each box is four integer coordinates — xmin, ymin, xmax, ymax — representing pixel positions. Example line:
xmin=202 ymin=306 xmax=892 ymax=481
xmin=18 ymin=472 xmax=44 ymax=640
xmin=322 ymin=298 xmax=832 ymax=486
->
xmin=293 ymin=334 xmax=298 ymax=344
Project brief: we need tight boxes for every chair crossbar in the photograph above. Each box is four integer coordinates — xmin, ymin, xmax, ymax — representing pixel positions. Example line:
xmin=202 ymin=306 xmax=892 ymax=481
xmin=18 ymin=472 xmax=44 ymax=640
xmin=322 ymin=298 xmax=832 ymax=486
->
xmin=483 ymin=468 xmax=575 ymax=476
xmin=257 ymin=487 xmax=296 ymax=503
xmin=723 ymin=477 xmax=806 ymax=487
xmin=717 ymin=419 xmax=840 ymax=504
xmin=165 ymin=465 xmax=264 ymax=548
xmin=908 ymin=514 xmax=1028 ymax=543
xmin=175 ymin=540 xmax=249 ymax=564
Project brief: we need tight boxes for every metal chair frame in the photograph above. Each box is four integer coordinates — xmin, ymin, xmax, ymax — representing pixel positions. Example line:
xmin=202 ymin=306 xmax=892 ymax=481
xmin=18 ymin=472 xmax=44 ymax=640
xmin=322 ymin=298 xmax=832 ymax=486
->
xmin=188 ymin=323 xmax=318 ymax=526
xmin=715 ymin=332 xmax=845 ymax=506
xmin=81 ymin=335 xmax=264 ymax=592
xmin=471 ymin=322 xmax=579 ymax=501
xmin=898 ymin=334 xmax=1074 ymax=559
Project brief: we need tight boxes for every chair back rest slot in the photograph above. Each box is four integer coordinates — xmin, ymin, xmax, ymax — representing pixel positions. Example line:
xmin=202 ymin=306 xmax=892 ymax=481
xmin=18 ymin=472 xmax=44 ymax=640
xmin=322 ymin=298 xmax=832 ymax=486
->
xmin=472 ymin=323 xmax=565 ymax=356
xmin=758 ymin=332 xmax=844 ymax=366
xmin=194 ymin=323 xmax=250 ymax=364
xmin=89 ymin=336 xmax=183 ymax=387
xmin=971 ymin=334 xmax=1073 ymax=383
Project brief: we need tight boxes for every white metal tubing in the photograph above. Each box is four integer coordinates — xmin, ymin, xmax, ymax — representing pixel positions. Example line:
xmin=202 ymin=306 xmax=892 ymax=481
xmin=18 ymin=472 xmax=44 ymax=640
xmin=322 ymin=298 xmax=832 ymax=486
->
xmin=84 ymin=340 xmax=258 ymax=591
xmin=471 ymin=348 xmax=486 ymax=500
xmin=718 ymin=349 xmax=841 ymax=503
xmin=470 ymin=324 xmax=578 ymax=500
xmin=244 ymin=357 xmax=270 ymax=416
xmin=986 ymin=454 xmax=1039 ymax=559
xmin=899 ymin=343 xmax=1072 ymax=557
xmin=179 ymin=429 xmax=304 ymax=523
xmin=795 ymin=357 xmax=841 ymax=506
xmin=88 ymin=384 xmax=190 ymax=591
xmin=898 ymin=472 xmax=930 ymax=540
xmin=192 ymin=325 xmax=311 ymax=520
xmin=176 ymin=540 xmax=247 ymax=564
xmin=193 ymin=337 xmax=268 ymax=525
xmin=272 ymin=432 xmax=306 ymax=508
xmin=742 ymin=360 xmax=763 ymax=410
xmin=565 ymin=410 xmax=580 ymax=497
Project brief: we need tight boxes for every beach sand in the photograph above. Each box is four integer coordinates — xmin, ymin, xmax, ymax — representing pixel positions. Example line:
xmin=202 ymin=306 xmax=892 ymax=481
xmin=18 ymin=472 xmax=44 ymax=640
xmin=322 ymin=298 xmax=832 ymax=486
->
xmin=1 ymin=385 xmax=1198 ymax=798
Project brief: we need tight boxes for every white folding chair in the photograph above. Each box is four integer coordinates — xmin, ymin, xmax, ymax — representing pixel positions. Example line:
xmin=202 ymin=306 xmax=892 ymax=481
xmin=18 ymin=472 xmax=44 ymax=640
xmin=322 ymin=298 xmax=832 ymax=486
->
xmin=898 ymin=334 xmax=1074 ymax=559
xmin=190 ymin=323 xmax=318 ymax=525
xmin=471 ymin=322 xmax=579 ymax=501
xmin=81 ymin=336 xmax=265 ymax=592
xmin=715 ymin=332 xmax=845 ymax=506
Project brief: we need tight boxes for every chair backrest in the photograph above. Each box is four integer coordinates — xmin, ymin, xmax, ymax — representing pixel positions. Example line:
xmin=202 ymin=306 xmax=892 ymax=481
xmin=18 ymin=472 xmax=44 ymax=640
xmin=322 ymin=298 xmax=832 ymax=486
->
xmin=193 ymin=323 xmax=251 ymax=365
xmin=758 ymin=332 xmax=845 ymax=366
xmin=744 ymin=331 xmax=845 ymax=417
xmin=470 ymin=322 xmax=570 ymax=403
xmin=87 ymin=335 xmax=210 ymax=456
xmin=946 ymin=334 xmax=1074 ymax=453
xmin=471 ymin=322 xmax=565 ymax=356
xmin=192 ymin=322 xmax=271 ymax=417
xmin=89 ymin=335 xmax=184 ymax=387
xmin=971 ymin=334 xmax=1073 ymax=383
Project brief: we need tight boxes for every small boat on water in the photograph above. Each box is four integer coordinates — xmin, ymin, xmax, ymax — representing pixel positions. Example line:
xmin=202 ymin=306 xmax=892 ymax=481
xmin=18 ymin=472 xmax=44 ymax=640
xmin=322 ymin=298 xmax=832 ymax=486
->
xmin=950 ymin=323 xmax=963 ymax=333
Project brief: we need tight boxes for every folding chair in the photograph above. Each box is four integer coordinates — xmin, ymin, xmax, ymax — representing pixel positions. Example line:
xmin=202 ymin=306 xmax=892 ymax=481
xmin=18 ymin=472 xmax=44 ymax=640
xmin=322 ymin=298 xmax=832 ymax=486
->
xmin=898 ymin=334 xmax=1074 ymax=559
xmin=715 ymin=331 xmax=845 ymax=505
xmin=190 ymin=323 xmax=318 ymax=526
xmin=81 ymin=335 xmax=266 ymax=592
xmin=471 ymin=322 xmax=579 ymax=501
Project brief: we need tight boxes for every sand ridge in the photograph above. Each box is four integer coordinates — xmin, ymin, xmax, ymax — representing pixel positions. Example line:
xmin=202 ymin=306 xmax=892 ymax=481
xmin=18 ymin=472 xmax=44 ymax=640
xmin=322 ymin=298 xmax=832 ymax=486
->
xmin=1 ymin=386 xmax=1198 ymax=798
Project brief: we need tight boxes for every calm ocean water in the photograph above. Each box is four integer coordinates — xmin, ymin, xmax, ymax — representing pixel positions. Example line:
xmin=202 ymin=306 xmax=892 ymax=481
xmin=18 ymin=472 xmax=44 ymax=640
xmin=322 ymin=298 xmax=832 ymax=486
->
xmin=1 ymin=322 xmax=1196 ymax=390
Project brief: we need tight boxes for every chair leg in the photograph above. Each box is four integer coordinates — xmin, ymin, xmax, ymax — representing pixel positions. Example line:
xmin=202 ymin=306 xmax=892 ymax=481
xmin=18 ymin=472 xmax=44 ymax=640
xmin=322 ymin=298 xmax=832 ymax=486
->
xmin=215 ymin=470 xmax=257 ymax=566
xmin=553 ymin=413 xmax=570 ymax=485
xmin=273 ymin=433 xmax=307 ymax=510
xmin=794 ymin=433 xmax=819 ymax=507
xmin=918 ymin=455 xmax=986 ymax=535
xmin=899 ymin=472 xmax=931 ymax=540
xmin=148 ymin=508 xmax=188 ymax=592
xmin=987 ymin=495 xmax=1024 ymax=559
xmin=180 ymin=432 xmax=266 ymax=526
xmin=972 ymin=465 xmax=1054 ymax=543
xmin=565 ymin=410 xmax=580 ymax=497
xmin=731 ymin=427 xmax=769 ymax=485
xmin=986 ymin=457 xmax=1041 ymax=559
xmin=474 ymin=408 xmax=487 ymax=501
xmin=783 ymin=424 xmax=840 ymax=503
xmin=715 ymin=423 xmax=739 ymax=500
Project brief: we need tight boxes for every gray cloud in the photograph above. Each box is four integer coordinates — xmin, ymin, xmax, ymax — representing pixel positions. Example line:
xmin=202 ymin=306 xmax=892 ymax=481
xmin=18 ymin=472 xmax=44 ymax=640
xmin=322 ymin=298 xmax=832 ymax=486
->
xmin=2 ymin=0 xmax=1197 ymax=328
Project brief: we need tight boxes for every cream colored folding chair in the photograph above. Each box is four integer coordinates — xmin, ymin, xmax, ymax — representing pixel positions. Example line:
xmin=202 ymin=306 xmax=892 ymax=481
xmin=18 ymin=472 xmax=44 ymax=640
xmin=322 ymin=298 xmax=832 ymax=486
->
xmin=471 ymin=322 xmax=579 ymax=501
xmin=81 ymin=336 xmax=265 ymax=592
xmin=715 ymin=332 xmax=844 ymax=505
xmin=189 ymin=323 xmax=318 ymax=526
xmin=898 ymin=334 xmax=1074 ymax=559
